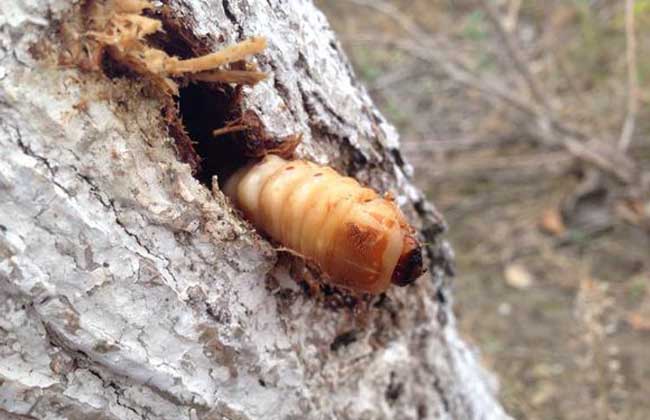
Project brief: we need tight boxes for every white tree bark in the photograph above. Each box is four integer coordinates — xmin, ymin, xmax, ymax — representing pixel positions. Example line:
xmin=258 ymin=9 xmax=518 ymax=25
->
xmin=0 ymin=1 xmax=510 ymax=419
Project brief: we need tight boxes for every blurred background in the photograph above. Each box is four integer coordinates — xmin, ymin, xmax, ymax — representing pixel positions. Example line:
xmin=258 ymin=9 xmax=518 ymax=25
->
xmin=317 ymin=1 xmax=650 ymax=419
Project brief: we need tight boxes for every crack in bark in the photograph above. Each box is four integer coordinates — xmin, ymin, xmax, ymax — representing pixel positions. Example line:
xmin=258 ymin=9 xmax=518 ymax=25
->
xmin=74 ymin=174 xmax=182 ymax=292
xmin=432 ymin=376 xmax=451 ymax=414
xmin=0 ymin=407 xmax=38 ymax=420
xmin=41 ymin=320 xmax=205 ymax=417
xmin=222 ymin=0 xmax=244 ymax=40
xmin=262 ymin=59 xmax=300 ymax=124
xmin=295 ymin=52 xmax=351 ymax=129
xmin=87 ymin=368 xmax=147 ymax=420
xmin=3 ymin=94 xmax=182 ymax=298
xmin=10 ymin=125 xmax=73 ymax=198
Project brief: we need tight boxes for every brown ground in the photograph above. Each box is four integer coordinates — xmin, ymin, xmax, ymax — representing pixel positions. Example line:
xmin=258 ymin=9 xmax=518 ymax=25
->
xmin=318 ymin=1 xmax=650 ymax=419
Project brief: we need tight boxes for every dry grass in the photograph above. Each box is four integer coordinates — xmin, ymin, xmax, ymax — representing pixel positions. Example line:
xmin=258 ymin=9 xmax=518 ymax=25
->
xmin=319 ymin=1 xmax=650 ymax=418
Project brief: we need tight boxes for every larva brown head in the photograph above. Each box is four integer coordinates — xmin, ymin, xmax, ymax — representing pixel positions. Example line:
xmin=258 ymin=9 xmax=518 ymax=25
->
xmin=391 ymin=235 xmax=424 ymax=287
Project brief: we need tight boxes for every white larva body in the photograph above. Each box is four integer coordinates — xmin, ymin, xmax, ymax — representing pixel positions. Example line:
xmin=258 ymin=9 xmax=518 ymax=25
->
xmin=224 ymin=155 xmax=422 ymax=294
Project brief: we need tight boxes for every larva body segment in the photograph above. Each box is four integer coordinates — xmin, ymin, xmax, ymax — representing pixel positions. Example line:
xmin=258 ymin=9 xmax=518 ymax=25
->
xmin=224 ymin=155 xmax=423 ymax=294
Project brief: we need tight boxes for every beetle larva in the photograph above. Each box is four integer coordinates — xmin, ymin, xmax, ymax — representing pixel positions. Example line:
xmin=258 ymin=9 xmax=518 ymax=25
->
xmin=223 ymin=155 xmax=424 ymax=294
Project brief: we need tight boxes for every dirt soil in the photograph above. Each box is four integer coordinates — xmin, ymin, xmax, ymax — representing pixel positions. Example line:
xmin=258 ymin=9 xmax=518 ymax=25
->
xmin=319 ymin=1 xmax=650 ymax=419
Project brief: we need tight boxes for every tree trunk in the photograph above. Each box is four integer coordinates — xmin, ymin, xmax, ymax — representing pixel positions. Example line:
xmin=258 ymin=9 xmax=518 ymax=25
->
xmin=0 ymin=0 xmax=510 ymax=419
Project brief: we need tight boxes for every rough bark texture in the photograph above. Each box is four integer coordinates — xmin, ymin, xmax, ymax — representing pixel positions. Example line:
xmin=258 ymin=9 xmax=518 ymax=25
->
xmin=0 ymin=1 xmax=510 ymax=419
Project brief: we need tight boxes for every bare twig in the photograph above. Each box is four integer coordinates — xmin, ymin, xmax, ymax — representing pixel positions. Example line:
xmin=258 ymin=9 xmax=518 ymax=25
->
xmin=408 ymin=150 xmax=573 ymax=181
xmin=348 ymin=0 xmax=640 ymax=185
xmin=212 ymin=124 xmax=248 ymax=137
xmin=345 ymin=0 xmax=538 ymax=115
xmin=619 ymin=0 xmax=639 ymax=151
xmin=192 ymin=69 xmax=266 ymax=85
xmin=370 ymin=66 xmax=426 ymax=92
xmin=504 ymin=0 xmax=522 ymax=32
xmin=477 ymin=0 xmax=552 ymax=113
xmin=353 ymin=36 xmax=537 ymax=116
xmin=346 ymin=0 xmax=424 ymax=40
xmin=353 ymin=35 xmax=637 ymax=184
xmin=400 ymin=136 xmax=499 ymax=153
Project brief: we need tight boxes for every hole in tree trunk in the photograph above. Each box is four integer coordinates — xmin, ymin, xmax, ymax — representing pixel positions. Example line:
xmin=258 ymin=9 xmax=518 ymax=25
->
xmin=58 ymin=0 xmax=266 ymax=189
xmin=145 ymin=11 xmax=250 ymax=188
xmin=176 ymin=82 xmax=247 ymax=186
xmin=88 ymin=6 xmax=252 ymax=189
